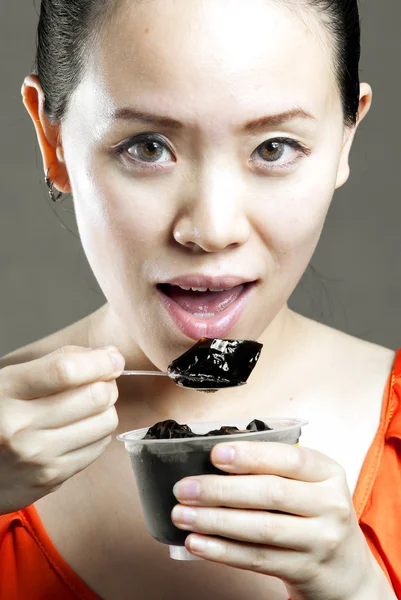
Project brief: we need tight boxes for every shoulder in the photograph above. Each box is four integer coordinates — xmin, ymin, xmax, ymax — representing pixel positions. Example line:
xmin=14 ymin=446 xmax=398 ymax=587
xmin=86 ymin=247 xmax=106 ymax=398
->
xmin=294 ymin=312 xmax=396 ymax=380
xmin=288 ymin=314 xmax=397 ymax=493
xmin=290 ymin=312 xmax=396 ymax=423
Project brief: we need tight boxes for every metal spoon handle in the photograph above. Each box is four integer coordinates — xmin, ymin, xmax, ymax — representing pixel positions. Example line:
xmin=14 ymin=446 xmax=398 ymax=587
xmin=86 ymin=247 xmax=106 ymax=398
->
xmin=121 ymin=370 xmax=169 ymax=377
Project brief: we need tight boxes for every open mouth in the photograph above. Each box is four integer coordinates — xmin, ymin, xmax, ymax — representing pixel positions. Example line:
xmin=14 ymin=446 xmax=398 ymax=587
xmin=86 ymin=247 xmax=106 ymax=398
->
xmin=157 ymin=283 xmax=249 ymax=317
xmin=156 ymin=280 xmax=256 ymax=340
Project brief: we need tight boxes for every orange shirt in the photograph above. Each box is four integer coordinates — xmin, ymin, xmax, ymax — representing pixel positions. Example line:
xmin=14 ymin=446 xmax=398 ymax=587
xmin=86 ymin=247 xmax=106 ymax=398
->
xmin=1 ymin=350 xmax=401 ymax=599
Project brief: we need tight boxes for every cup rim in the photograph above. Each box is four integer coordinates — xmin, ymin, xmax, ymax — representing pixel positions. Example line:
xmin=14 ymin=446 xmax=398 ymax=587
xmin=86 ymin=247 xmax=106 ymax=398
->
xmin=117 ymin=417 xmax=309 ymax=444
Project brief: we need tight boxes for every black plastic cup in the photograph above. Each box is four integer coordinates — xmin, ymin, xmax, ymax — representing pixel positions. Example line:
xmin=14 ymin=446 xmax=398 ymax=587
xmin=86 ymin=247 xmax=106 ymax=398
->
xmin=117 ymin=417 xmax=307 ymax=560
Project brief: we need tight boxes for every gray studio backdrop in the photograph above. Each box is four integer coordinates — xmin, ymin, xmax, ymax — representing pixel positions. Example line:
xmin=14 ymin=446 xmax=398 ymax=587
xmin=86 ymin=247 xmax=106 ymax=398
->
xmin=1 ymin=1 xmax=400 ymax=357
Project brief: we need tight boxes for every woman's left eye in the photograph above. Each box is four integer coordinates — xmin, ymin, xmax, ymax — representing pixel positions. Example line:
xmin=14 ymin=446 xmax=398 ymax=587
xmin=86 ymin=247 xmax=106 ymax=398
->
xmin=250 ymin=138 xmax=308 ymax=169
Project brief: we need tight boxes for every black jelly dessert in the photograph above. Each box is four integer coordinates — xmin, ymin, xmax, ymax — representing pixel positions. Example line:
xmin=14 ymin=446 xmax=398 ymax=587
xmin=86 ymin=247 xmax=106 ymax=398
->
xmin=167 ymin=337 xmax=263 ymax=391
xmin=144 ymin=418 xmax=272 ymax=439
xmin=131 ymin=418 xmax=273 ymax=546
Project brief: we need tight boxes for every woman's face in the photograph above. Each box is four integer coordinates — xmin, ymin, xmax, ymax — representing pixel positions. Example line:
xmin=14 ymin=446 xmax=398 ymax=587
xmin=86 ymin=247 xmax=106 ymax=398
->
xmin=57 ymin=0 xmax=354 ymax=368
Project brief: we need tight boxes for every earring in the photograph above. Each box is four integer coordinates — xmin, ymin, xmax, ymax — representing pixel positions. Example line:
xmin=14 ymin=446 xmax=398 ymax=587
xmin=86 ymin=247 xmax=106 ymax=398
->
xmin=45 ymin=167 xmax=64 ymax=202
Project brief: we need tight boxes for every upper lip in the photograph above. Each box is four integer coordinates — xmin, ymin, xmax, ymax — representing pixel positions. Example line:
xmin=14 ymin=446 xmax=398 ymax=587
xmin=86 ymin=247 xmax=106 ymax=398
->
xmin=158 ymin=275 xmax=257 ymax=289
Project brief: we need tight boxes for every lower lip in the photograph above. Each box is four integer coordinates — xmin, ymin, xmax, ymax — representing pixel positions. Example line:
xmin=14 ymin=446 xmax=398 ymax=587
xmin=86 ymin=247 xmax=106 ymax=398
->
xmin=157 ymin=283 xmax=256 ymax=340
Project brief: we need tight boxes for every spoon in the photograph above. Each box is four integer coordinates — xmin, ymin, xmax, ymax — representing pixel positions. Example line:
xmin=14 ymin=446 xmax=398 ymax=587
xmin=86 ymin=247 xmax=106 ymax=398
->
xmin=122 ymin=370 xmax=169 ymax=377
xmin=120 ymin=368 xmax=244 ymax=392
xmin=121 ymin=368 xmax=245 ymax=393
xmin=119 ymin=338 xmax=263 ymax=393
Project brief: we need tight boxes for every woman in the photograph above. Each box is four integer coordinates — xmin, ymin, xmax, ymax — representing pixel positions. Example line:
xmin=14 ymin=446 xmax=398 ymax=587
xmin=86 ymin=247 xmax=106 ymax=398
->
xmin=0 ymin=0 xmax=399 ymax=598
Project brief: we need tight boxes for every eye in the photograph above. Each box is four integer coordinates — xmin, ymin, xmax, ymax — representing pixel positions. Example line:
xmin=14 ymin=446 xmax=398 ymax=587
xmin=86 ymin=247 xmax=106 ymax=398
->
xmin=250 ymin=138 xmax=309 ymax=170
xmin=115 ymin=133 xmax=175 ymax=166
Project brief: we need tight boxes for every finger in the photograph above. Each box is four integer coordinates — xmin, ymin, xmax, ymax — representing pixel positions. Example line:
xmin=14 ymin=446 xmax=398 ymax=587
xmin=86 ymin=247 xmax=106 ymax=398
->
xmin=171 ymin=505 xmax=314 ymax=550
xmin=210 ymin=442 xmax=340 ymax=481
xmin=13 ymin=406 xmax=119 ymax=459
xmin=26 ymin=380 xmax=119 ymax=429
xmin=57 ymin=406 xmax=119 ymax=454
xmin=0 ymin=345 xmax=125 ymax=399
xmin=184 ymin=534 xmax=308 ymax=581
xmin=173 ymin=474 xmax=321 ymax=517
xmin=58 ymin=435 xmax=113 ymax=479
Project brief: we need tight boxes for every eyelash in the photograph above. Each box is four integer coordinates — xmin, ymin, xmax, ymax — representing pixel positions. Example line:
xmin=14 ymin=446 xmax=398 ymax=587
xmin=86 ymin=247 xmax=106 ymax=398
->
xmin=113 ymin=133 xmax=174 ymax=171
xmin=251 ymin=138 xmax=311 ymax=171
xmin=112 ymin=133 xmax=311 ymax=172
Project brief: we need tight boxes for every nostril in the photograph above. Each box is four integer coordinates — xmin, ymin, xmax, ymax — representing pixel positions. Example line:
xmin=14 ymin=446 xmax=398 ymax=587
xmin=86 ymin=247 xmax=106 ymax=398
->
xmin=174 ymin=236 xmax=205 ymax=253
xmin=186 ymin=241 xmax=199 ymax=251
xmin=173 ymin=229 xmax=201 ymax=250
xmin=173 ymin=214 xmax=250 ymax=253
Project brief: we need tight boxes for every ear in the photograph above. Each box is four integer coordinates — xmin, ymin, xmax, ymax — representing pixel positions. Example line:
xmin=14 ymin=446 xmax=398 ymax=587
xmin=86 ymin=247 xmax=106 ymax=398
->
xmin=21 ymin=74 xmax=71 ymax=193
xmin=335 ymin=83 xmax=373 ymax=189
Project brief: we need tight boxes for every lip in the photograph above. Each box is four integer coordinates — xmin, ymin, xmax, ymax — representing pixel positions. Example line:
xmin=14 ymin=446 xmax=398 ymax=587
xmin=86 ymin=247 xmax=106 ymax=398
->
xmin=160 ymin=274 xmax=255 ymax=290
xmin=156 ymin=278 xmax=257 ymax=340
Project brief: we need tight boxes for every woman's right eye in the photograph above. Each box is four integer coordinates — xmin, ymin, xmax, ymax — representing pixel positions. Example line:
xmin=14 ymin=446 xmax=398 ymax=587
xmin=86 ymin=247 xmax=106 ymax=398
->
xmin=115 ymin=133 xmax=175 ymax=167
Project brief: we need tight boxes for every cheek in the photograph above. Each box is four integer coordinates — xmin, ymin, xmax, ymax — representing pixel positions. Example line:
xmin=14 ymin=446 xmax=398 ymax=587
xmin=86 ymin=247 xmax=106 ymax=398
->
xmin=68 ymin=157 xmax=170 ymax=263
xmin=61 ymin=120 xmax=171 ymax=266
xmin=255 ymin=178 xmax=334 ymax=260
xmin=260 ymin=140 xmax=341 ymax=258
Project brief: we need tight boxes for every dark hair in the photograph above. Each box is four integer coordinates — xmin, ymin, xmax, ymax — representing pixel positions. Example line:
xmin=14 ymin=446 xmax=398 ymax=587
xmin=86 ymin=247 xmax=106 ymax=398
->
xmin=293 ymin=0 xmax=361 ymax=127
xmin=35 ymin=0 xmax=360 ymax=126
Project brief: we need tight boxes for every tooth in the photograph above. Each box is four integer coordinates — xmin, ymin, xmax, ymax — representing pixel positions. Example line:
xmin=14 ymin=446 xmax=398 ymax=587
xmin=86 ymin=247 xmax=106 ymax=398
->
xmin=209 ymin=288 xmax=225 ymax=292
xmin=179 ymin=286 xmax=191 ymax=291
xmin=190 ymin=287 xmax=208 ymax=292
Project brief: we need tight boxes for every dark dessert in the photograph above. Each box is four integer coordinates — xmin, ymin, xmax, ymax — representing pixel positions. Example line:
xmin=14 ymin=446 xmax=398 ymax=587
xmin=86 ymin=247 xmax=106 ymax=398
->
xmin=131 ymin=418 xmax=273 ymax=546
xmin=167 ymin=337 xmax=263 ymax=391
xmin=144 ymin=418 xmax=272 ymax=439
xmin=131 ymin=441 xmax=225 ymax=546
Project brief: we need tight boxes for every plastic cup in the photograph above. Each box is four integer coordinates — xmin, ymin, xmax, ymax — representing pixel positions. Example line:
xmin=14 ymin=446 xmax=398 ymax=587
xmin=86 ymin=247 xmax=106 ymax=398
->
xmin=117 ymin=417 xmax=307 ymax=560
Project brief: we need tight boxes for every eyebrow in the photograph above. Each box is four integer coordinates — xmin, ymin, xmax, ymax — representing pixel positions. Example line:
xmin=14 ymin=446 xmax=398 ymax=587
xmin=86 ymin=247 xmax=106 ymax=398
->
xmin=112 ymin=106 xmax=316 ymax=132
xmin=113 ymin=108 xmax=184 ymax=129
xmin=242 ymin=108 xmax=316 ymax=133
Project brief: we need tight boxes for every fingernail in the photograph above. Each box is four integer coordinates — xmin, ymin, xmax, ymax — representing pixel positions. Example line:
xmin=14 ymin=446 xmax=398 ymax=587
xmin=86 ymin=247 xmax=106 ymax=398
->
xmin=173 ymin=479 xmax=200 ymax=501
xmin=213 ymin=445 xmax=235 ymax=465
xmin=109 ymin=351 xmax=125 ymax=372
xmin=188 ymin=536 xmax=208 ymax=553
xmin=172 ymin=506 xmax=197 ymax=525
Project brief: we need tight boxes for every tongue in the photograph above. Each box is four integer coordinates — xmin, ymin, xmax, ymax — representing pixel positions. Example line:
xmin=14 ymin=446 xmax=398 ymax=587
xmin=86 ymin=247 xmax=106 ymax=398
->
xmin=164 ymin=285 xmax=244 ymax=315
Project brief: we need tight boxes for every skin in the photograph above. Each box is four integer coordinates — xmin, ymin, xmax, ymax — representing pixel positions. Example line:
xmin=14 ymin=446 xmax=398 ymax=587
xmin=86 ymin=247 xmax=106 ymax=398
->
xmin=18 ymin=0 xmax=397 ymax=598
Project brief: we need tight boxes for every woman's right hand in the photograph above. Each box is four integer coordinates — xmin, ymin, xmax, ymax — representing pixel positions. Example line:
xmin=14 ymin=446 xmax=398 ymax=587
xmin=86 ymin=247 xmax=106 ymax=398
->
xmin=0 ymin=345 xmax=125 ymax=515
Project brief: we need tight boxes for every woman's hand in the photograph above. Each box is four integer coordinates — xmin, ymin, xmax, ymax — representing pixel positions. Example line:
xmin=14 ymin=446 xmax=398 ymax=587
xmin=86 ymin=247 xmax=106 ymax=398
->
xmin=171 ymin=441 xmax=393 ymax=600
xmin=0 ymin=345 xmax=125 ymax=514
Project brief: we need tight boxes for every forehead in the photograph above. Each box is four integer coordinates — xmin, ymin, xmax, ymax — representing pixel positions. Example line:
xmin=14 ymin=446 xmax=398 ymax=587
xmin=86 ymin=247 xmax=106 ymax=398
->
xmin=72 ymin=0 xmax=339 ymax=128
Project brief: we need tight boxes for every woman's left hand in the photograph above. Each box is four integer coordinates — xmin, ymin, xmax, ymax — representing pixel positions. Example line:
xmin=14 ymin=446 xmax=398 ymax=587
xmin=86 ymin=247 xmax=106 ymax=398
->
xmin=171 ymin=442 xmax=389 ymax=600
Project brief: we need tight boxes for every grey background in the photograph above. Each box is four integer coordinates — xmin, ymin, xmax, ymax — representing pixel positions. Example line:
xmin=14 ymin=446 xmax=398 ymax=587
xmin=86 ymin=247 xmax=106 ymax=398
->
xmin=0 ymin=1 xmax=400 ymax=356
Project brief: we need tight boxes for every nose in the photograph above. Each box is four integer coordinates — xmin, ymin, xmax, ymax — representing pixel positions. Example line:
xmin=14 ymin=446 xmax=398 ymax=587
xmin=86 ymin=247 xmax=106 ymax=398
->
xmin=173 ymin=164 xmax=251 ymax=253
